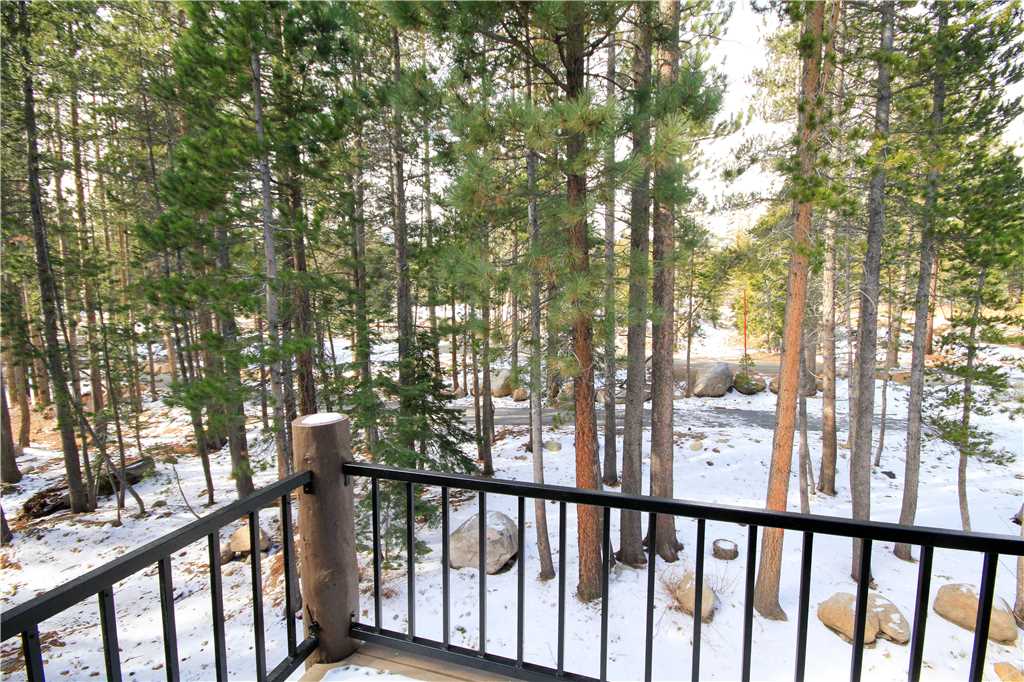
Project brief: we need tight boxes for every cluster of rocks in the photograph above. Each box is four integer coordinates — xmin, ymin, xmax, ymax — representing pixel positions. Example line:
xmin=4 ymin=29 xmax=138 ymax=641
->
xmin=816 ymin=582 xmax=1018 ymax=648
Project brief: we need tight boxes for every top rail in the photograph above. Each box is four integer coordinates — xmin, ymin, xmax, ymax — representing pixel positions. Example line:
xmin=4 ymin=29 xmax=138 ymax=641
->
xmin=1 ymin=469 xmax=311 ymax=641
xmin=343 ymin=462 xmax=1024 ymax=556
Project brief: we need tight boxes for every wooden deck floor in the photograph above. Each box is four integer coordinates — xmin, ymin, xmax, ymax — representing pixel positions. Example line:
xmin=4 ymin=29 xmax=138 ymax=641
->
xmin=299 ymin=644 xmax=509 ymax=681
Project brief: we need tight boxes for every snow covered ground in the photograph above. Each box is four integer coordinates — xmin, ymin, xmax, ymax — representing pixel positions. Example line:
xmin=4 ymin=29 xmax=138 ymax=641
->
xmin=1 ymin=337 xmax=1021 ymax=681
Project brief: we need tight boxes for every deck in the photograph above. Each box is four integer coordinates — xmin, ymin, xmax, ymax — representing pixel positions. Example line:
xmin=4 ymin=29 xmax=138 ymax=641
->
xmin=299 ymin=643 xmax=508 ymax=681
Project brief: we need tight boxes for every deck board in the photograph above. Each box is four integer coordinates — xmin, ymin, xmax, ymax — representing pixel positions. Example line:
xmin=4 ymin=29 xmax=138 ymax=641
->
xmin=300 ymin=643 xmax=509 ymax=681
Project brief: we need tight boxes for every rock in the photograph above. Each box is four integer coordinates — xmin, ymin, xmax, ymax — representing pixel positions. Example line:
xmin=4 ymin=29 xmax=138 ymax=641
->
xmin=768 ymin=376 xmax=816 ymax=397
xmin=692 ymin=362 xmax=734 ymax=398
xmin=868 ymin=594 xmax=910 ymax=644
xmin=512 ymin=387 xmax=529 ymax=402
xmin=453 ymin=387 xmax=468 ymax=399
xmin=596 ymin=388 xmax=607 ymax=404
xmin=933 ymin=583 xmax=1018 ymax=644
xmin=491 ymin=370 xmax=514 ymax=398
xmin=22 ymin=457 xmax=156 ymax=519
xmin=689 ymin=440 xmax=703 ymax=451
xmin=712 ymin=539 xmax=738 ymax=560
xmin=543 ymin=441 xmax=562 ymax=452
xmin=229 ymin=523 xmax=271 ymax=555
xmin=817 ymin=593 xmax=879 ymax=644
xmin=733 ymin=373 xmax=766 ymax=395
xmin=449 ymin=511 xmax=518 ymax=574
xmin=220 ymin=544 xmax=236 ymax=564
xmin=995 ymin=663 xmax=1024 ymax=682
xmin=670 ymin=571 xmax=716 ymax=623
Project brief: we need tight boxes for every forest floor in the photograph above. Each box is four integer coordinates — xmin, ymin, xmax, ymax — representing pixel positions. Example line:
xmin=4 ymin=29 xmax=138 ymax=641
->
xmin=1 ymin=324 xmax=1022 ymax=681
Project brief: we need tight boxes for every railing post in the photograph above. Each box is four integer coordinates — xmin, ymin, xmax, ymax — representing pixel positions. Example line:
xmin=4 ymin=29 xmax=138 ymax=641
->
xmin=293 ymin=413 xmax=359 ymax=663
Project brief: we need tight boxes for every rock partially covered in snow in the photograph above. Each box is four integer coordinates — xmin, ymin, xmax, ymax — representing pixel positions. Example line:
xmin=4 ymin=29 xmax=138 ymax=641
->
xmin=712 ymin=539 xmax=738 ymax=560
xmin=491 ymin=370 xmax=514 ymax=398
xmin=869 ymin=594 xmax=910 ymax=644
xmin=817 ymin=593 xmax=879 ymax=644
xmin=933 ymin=583 xmax=1018 ymax=644
xmin=692 ymin=363 xmax=734 ymax=398
xmin=449 ymin=512 xmax=518 ymax=574
xmin=229 ymin=523 xmax=270 ymax=555
xmin=670 ymin=571 xmax=716 ymax=623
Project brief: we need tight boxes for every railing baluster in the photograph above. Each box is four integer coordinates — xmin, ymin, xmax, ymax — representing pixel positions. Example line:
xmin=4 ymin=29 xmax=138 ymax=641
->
xmin=280 ymin=493 xmax=297 ymax=657
xmin=644 ymin=512 xmax=657 ymax=682
xmin=478 ymin=491 xmax=486 ymax=656
xmin=907 ymin=545 xmax=933 ymax=682
xmin=517 ymin=495 xmax=526 ymax=668
xmin=22 ymin=626 xmax=44 ymax=682
xmin=692 ymin=519 xmax=706 ymax=682
xmin=441 ymin=486 xmax=450 ymax=650
xmin=249 ymin=511 xmax=267 ymax=682
xmin=850 ymin=538 xmax=872 ymax=682
xmin=794 ymin=531 xmax=814 ymax=682
xmin=98 ymin=588 xmax=122 ymax=682
xmin=406 ymin=481 xmax=416 ymax=641
xmin=741 ymin=524 xmax=757 ymax=682
xmin=207 ymin=533 xmax=228 ymax=682
xmin=557 ymin=500 xmax=567 ymax=676
xmin=157 ymin=557 xmax=180 ymax=682
xmin=371 ymin=477 xmax=382 ymax=633
xmin=967 ymin=551 xmax=998 ymax=682
xmin=600 ymin=506 xmax=611 ymax=682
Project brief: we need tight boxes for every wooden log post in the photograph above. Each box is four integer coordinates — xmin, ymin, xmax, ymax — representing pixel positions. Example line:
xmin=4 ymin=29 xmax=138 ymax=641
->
xmin=293 ymin=413 xmax=359 ymax=663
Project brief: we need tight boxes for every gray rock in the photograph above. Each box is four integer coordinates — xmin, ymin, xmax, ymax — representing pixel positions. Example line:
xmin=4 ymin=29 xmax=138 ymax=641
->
xmin=449 ymin=511 xmax=518 ymax=574
xmin=733 ymin=373 xmax=766 ymax=395
xmin=693 ymin=363 xmax=734 ymax=398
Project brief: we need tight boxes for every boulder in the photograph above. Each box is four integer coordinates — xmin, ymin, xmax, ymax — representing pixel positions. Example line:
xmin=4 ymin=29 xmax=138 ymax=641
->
xmin=817 ymin=593 xmax=879 ymax=644
xmin=689 ymin=440 xmax=703 ymax=451
xmin=868 ymin=594 xmax=910 ymax=644
xmin=712 ymin=539 xmax=738 ymax=560
xmin=491 ymin=370 xmax=514 ymax=398
xmin=229 ymin=523 xmax=271 ymax=555
xmin=449 ymin=511 xmax=518 ymax=574
xmin=733 ymin=373 xmax=766 ymax=395
xmin=512 ymin=387 xmax=529 ymax=402
xmin=543 ymin=440 xmax=562 ymax=452
xmin=933 ymin=583 xmax=1018 ymax=644
xmin=453 ymin=387 xmax=468 ymax=399
xmin=692 ymin=363 xmax=734 ymax=398
xmin=670 ymin=571 xmax=716 ymax=623
xmin=995 ymin=663 xmax=1024 ymax=682
xmin=768 ymin=376 xmax=816 ymax=397
xmin=220 ymin=543 xmax=236 ymax=564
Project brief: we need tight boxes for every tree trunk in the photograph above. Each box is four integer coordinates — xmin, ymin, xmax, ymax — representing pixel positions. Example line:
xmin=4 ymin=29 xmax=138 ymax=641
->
xmin=618 ymin=9 xmax=652 ymax=568
xmin=818 ymin=217 xmax=837 ymax=494
xmin=250 ymin=47 xmax=289 ymax=478
xmin=923 ymin=254 xmax=939 ymax=355
xmin=480 ymin=300 xmax=494 ymax=475
xmin=391 ymin=28 xmax=415 ymax=453
xmin=292 ymin=187 xmax=317 ymax=417
xmin=648 ymin=0 xmax=682 ymax=564
xmin=563 ymin=3 xmax=602 ymax=602
xmin=956 ymin=270 xmax=984 ymax=533
xmin=1 ymin=367 xmax=23 ymax=484
xmin=753 ymin=0 xmax=825 ymax=620
xmin=602 ymin=35 xmax=618 ymax=488
xmin=895 ymin=7 xmax=945 ymax=560
xmin=20 ymin=0 xmax=90 ymax=513
xmin=526 ymin=52 xmax=555 ymax=579
xmin=850 ymin=0 xmax=893 ymax=583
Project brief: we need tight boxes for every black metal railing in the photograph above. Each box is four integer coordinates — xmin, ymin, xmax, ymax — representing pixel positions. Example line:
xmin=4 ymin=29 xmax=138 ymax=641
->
xmin=343 ymin=462 xmax=1024 ymax=682
xmin=0 ymin=470 xmax=316 ymax=682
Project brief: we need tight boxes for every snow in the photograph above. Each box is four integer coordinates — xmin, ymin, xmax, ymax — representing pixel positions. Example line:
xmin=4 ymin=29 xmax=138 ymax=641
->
xmin=1 ymin=337 xmax=1021 ymax=681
